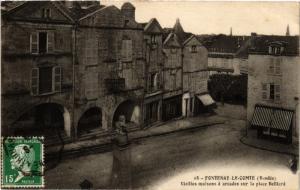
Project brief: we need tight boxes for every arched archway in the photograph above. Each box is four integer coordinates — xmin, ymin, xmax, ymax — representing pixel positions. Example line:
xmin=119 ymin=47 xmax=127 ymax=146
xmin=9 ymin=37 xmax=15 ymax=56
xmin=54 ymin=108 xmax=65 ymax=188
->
xmin=77 ymin=107 xmax=102 ymax=137
xmin=113 ymin=100 xmax=141 ymax=131
xmin=11 ymin=103 xmax=71 ymax=145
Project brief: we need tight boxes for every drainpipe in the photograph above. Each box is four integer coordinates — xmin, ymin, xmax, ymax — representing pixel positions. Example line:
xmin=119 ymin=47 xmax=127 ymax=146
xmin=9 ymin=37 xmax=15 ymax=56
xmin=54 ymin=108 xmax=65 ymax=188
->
xmin=72 ymin=22 xmax=78 ymax=140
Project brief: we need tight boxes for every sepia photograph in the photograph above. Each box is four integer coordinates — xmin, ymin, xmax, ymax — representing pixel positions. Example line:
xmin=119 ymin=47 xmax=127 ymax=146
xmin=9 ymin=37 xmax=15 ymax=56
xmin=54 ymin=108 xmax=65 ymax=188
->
xmin=0 ymin=0 xmax=299 ymax=189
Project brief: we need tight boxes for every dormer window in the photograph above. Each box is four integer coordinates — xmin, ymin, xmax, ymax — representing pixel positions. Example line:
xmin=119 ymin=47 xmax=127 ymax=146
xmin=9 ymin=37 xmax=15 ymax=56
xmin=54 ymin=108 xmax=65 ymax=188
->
xmin=268 ymin=44 xmax=284 ymax=55
xmin=42 ymin=8 xmax=51 ymax=19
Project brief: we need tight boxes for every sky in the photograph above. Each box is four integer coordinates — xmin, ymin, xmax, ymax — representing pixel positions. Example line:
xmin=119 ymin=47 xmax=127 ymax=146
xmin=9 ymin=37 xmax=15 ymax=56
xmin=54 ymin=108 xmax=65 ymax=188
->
xmin=101 ymin=1 xmax=299 ymax=36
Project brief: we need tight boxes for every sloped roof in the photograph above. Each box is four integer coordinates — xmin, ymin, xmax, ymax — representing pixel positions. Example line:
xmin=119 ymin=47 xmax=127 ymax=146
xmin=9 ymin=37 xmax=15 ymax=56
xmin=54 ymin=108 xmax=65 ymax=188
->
xmin=143 ymin=18 xmax=163 ymax=33
xmin=199 ymin=34 xmax=250 ymax=54
xmin=2 ymin=1 xmax=75 ymax=22
xmin=183 ymin=34 xmax=202 ymax=46
xmin=163 ymin=32 xmax=181 ymax=48
xmin=248 ymin=35 xmax=299 ymax=56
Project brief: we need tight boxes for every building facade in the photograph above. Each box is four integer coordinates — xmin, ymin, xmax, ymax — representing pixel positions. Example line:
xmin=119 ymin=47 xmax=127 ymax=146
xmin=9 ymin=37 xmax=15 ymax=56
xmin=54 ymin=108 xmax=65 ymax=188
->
xmin=247 ymin=35 xmax=299 ymax=142
xmin=162 ymin=32 xmax=183 ymax=121
xmin=1 ymin=1 xmax=75 ymax=144
xmin=1 ymin=1 xmax=145 ymax=144
xmin=142 ymin=18 xmax=164 ymax=126
xmin=1 ymin=2 xmax=212 ymax=146
xmin=182 ymin=35 xmax=211 ymax=117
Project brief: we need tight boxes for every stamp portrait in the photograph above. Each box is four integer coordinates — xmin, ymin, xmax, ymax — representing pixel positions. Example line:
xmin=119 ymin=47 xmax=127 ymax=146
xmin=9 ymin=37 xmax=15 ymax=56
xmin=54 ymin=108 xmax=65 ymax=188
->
xmin=1 ymin=137 xmax=44 ymax=188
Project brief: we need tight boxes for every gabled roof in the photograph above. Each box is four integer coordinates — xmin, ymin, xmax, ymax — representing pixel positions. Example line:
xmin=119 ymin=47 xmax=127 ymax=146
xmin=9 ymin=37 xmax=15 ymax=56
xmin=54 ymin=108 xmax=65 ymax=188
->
xmin=248 ymin=35 xmax=299 ymax=56
xmin=2 ymin=1 xmax=75 ymax=22
xmin=144 ymin=18 xmax=163 ymax=34
xmin=163 ymin=32 xmax=181 ymax=48
xmin=183 ymin=34 xmax=202 ymax=46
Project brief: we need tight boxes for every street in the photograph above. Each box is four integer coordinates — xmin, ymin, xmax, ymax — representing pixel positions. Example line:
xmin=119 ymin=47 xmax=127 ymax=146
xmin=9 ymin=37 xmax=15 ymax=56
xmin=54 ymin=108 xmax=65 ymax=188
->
xmin=45 ymin=114 xmax=298 ymax=189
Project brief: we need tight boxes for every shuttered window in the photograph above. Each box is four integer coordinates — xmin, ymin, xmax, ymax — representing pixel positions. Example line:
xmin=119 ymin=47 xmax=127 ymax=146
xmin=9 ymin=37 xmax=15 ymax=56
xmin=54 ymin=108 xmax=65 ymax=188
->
xmin=30 ymin=33 xmax=38 ymax=54
xmin=262 ymin=83 xmax=280 ymax=102
xmin=30 ymin=31 xmax=55 ymax=54
xmin=122 ymin=39 xmax=133 ymax=62
xmin=31 ymin=68 xmax=39 ymax=95
xmin=31 ymin=67 xmax=62 ymax=95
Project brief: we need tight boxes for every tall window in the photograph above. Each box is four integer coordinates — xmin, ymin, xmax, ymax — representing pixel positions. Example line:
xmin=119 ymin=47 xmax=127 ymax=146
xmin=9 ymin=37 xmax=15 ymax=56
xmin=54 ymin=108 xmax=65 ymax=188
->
xmin=268 ymin=58 xmax=281 ymax=75
xmin=30 ymin=31 xmax=54 ymax=54
xmin=31 ymin=66 xmax=61 ymax=95
xmin=121 ymin=39 xmax=133 ymax=62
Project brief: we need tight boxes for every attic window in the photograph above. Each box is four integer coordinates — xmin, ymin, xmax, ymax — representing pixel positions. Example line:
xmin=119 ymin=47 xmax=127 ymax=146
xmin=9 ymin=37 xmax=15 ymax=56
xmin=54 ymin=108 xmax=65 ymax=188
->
xmin=191 ymin=45 xmax=197 ymax=53
xmin=42 ymin=8 xmax=51 ymax=19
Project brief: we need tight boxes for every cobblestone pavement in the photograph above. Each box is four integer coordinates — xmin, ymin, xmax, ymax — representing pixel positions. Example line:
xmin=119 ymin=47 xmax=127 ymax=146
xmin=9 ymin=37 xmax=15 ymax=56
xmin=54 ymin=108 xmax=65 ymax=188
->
xmin=45 ymin=115 xmax=298 ymax=189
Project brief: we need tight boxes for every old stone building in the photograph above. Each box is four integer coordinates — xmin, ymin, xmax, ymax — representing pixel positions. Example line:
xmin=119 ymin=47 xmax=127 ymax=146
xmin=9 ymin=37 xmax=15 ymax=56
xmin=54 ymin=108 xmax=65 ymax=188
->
xmin=142 ymin=18 xmax=164 ymax=126
xmin=1 ymin=1 xmax=212 ymax=147
xmin=162 ymin=31 xmax=182 ymax=121
xmin=247 ymin=35 xmax=299 ymax=143
xmin=1 ymin=1 xmax=145 ymax=144
xmin=74 ymin=2 xmax=144 ymax=139
xmin=1 ymin=1 xmax=75 ymax=144
xmin=167 ymin=20 xmax=213 ymax=117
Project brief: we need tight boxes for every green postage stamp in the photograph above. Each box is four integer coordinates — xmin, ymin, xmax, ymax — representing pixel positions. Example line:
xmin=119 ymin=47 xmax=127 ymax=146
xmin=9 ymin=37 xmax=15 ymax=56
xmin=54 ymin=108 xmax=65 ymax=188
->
xmin=1 ymin=137 xmax=44 ymax=188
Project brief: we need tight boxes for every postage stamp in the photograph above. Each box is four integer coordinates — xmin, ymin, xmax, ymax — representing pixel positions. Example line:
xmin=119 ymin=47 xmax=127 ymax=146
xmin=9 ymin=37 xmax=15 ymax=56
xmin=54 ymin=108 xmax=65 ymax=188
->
xmin=1 ymin=136 xmax=44 ymax=188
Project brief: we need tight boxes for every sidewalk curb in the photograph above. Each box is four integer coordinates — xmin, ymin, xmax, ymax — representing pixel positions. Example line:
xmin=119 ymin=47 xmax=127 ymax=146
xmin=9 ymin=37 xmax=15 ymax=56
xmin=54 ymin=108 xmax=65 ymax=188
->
xmin=46 ymin=121 xmax=225 ymax=161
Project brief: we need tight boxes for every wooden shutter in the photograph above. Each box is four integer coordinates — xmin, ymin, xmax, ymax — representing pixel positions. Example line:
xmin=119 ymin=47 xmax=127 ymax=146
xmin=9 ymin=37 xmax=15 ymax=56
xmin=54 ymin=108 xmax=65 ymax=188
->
xmin=47 ymin=32 xmax=54 ymax=53
xmin=30 ymin=33 xmax=38 ymax=54
xmin=53 ymin=67 xmax=61 ymax=92
xmin=275 ymin=84 xmax=280 ymax=101
xmin=268 ymin=58 xmax=275 ymax=73
xmin=31 ymin=68 xmax=39 ymax=95
xmin=275 ymin=58 xmax=281 ymax=75
xmin=262 ymin=83 xmax=268 ymax=100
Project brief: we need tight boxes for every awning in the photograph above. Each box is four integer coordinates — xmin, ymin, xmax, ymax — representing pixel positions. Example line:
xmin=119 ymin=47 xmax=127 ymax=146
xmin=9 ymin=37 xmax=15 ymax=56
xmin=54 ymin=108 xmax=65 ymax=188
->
xmin=251 ymin=105 xmax=294 ymax=131
xmin=196 ymin=94 xmax=215 ymax=106
xmin=271 ymin=109 xmax=294 ymax=131
xmin=251 ymin=106 xmax=273 ymax=127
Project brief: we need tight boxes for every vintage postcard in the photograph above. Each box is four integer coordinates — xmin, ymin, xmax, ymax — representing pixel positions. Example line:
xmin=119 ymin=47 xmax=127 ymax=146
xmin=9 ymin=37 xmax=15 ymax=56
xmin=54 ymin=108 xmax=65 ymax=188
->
xmin=1 ymin=0 xmax=299 ymax=189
